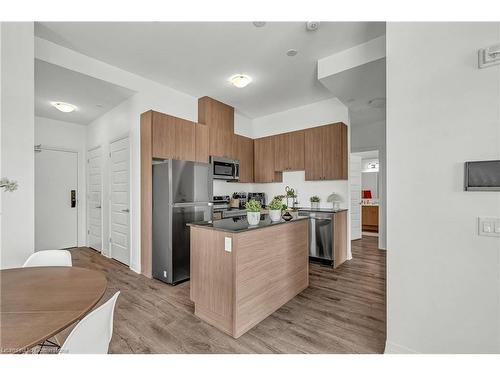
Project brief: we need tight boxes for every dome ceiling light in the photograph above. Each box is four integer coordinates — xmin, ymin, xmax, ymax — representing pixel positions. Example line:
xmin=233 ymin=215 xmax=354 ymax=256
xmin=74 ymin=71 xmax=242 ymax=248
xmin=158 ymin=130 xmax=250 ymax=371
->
xmin=228 ymin=74 xmax=252 ymax=88
xmin=51 ymin=102 xmax=77 ymax=113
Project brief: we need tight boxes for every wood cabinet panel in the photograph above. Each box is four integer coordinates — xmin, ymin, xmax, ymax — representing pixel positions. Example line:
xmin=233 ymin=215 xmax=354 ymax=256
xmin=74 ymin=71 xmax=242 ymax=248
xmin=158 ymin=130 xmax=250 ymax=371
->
xmin=362 ymin=205 xmax=379 ymax=232
xmin=152 ymin=111 xmax=177 ymax=159
xmin=254 ymin=136 xmax=282 ymax=183
xmin=195 ymin=124 xmax=210 ymax=163
xmin=140 ymin=111 xmax=153 ymax=278
xmin=209 ymin=128 xmax=234 ymax=159
xmin=304 ymin=126 xmax=324 ymax=180
xmin=198 ymin=96 xmax=234 ymax=133
xmin=233 ymin=135 xmax=254 ymax=183
xmin=305 ymin=123 xmax=347 ymax=180
xmin=175 ymin=117 xmax=196 ymax=161
xmin=333 ymin=211 xmax=348 ymax=268
xmin=274 ymin=131 xmax=304 ymax=172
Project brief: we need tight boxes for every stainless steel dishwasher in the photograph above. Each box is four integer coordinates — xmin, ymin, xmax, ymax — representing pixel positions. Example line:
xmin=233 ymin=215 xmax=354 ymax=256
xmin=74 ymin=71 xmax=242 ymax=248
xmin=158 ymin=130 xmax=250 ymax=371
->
xmin=299 ymin=211 xmax=334 ymax=265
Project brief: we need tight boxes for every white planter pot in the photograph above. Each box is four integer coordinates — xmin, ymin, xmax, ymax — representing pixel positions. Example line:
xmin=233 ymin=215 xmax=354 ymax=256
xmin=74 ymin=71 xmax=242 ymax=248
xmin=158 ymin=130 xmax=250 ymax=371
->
xmin=247 ymin=211 xmax=261 ymax=226
xmin=269 ymin=209 xmax=282 ymax=222
xmin=311 ymin=202 xmax=320 ymax=209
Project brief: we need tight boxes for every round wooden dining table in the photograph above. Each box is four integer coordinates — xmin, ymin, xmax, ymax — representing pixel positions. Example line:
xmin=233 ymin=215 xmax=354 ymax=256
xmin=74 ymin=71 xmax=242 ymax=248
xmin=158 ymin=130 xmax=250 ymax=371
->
xmin=0 ymin=267 xmax=107 ymax=353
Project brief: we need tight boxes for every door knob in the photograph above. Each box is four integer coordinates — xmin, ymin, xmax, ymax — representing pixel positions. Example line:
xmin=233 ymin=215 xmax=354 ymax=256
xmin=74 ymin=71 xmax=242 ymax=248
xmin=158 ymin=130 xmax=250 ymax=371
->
xmin=96 ymin=205 xmax=102 ymax=209
xmin=122 ymin=209 xmax=130 ymax=213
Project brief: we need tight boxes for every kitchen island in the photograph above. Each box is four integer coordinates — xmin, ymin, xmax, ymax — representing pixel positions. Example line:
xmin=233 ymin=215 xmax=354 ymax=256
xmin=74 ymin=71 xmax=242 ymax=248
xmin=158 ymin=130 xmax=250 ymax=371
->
xmin=188 ymin=215 xmax=309 ymax=338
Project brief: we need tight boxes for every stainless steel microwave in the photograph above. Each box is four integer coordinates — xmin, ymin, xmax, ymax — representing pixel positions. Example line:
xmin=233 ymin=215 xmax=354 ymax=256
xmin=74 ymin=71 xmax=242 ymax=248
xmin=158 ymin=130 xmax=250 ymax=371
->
xmin=210 ymin=156 xmax=240 ymax=181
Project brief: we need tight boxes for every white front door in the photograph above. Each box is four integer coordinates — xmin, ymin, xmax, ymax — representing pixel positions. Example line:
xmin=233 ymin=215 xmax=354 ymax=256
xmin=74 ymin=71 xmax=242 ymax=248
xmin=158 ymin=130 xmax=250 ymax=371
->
xmin=87 ymin=146 xmax=102 ymax=251
xmin=350 ymin=154 xmax=362 ymax=240
xmin=35 ymin=148 xmax=78 ymax=250
xmin=109 ymin=137 xmax=130 ymax=265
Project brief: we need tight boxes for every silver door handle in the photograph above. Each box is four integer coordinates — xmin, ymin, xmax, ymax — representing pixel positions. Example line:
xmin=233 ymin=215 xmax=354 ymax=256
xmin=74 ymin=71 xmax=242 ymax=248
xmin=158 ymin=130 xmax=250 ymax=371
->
xmin=96 ymin=205 xmax=102 ymax=209
xmin=122 ymin=209 xmax=130 ymax=213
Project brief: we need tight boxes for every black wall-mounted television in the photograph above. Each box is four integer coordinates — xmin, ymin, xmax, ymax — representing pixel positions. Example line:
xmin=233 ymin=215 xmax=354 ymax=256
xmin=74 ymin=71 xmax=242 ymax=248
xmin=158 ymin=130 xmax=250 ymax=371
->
xmin=464 ymin=160 xmax=500 ymax=191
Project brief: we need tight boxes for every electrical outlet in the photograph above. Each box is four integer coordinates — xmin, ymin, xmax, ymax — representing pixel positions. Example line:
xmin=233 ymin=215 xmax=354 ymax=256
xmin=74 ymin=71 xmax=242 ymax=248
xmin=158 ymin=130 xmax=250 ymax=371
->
xmin=478 ymin=217 xmax=500 ymax=237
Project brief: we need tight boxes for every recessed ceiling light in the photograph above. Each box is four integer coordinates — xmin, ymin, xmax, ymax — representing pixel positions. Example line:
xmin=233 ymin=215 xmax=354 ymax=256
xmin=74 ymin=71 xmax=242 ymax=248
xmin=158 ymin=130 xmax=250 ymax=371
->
xmin=286 ymin=49 xmax=298 ymax=57
xmin=51 ymin=102 xmax=77 ymax=113
xmin=368 ymin=98 xmax=386 ymax=109
xmin=253 ymin=22 xmax=266 ymax=28
xmin=228 ymin=74 xmax=252 ymax=88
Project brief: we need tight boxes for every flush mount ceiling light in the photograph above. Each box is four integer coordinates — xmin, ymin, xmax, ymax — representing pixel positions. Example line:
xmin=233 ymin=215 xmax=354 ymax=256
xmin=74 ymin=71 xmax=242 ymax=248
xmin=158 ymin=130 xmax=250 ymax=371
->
xmin=286 ymin=49 xmax=298 ymax=57
xmin=228 ymin=74 xmax=252 ymax=88
xmin=252 ymin=22 xmax=266 ymax=28
xmin=51 ymin=102 xmax=77 ymax=113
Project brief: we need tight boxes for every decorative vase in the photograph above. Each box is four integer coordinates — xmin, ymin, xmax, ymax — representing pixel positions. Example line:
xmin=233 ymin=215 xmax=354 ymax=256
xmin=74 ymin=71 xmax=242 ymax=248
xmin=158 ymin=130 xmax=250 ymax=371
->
xmin=247 ymin=211 xmax=261 ymax=226
xmin=269 ymin=209 xmax=282 ymax=222
xmin=282 ymin=211 xmax=293 ymax=221
xmin=311 ymin=201 xmax=320 ymax=209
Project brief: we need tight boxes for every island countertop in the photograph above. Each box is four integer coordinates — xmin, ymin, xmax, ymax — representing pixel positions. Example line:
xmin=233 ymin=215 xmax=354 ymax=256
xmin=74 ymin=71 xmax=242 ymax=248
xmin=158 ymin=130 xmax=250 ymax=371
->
xmin=187 ymin=214 xmax=308 ymax=233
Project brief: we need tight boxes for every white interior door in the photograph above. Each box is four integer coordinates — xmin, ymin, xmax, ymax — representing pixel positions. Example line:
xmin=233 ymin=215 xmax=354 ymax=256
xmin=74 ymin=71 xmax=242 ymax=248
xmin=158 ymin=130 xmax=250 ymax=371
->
xmin=35 ymin=148 xmax=78 ymax=250
xmin=87 ymin=147 xmax=102 ymax=251
xmin=109 ymin=137 xmax=130 ymax=265
xmin=350 ymin=154 xmax=362 ymax=240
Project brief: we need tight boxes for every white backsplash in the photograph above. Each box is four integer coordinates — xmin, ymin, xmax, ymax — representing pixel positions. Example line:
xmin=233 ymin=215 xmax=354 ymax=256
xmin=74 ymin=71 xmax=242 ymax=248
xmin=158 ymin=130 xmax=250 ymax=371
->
xmin=213 ymin=170 xmax=348 ymax=209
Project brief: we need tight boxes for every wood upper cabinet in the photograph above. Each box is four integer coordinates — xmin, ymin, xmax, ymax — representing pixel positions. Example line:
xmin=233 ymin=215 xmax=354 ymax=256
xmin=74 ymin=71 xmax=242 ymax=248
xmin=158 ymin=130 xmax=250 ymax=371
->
xmin=198 ymin=96 xmax=234 ymax=133
xmin=195 ymin=124 xmax=209 ymax=163
xmin=233 ymin=135 xmax=254 ymax=183
xmin=304 ymin=123 xmax=348 ymax=180
xmin=304 ymin=126 xmax=324 ymax=180
xmin=209 ymin=128 xmax=234 ymax=159
xmin=274 ymin=130 xmax=304 ymax=172
xmin=151 ymin=111 xmax=196 ymax=161
xmin=254 ymin=136 xmax=282 ymax=183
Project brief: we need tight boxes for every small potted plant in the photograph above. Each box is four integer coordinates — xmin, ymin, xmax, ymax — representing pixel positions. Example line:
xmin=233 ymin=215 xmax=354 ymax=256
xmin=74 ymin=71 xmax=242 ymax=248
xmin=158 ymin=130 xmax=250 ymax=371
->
xmin=310 ymin=195 xmax=320 ymax=209
xmin=245 ymin=199 xmax=262 ymax=226
xmin=268 ymin=197 xmax=283 ymax=222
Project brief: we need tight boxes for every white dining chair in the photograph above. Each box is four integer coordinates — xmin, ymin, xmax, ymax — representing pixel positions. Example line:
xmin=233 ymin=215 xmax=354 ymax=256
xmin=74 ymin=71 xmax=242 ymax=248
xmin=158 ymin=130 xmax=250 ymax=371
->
xmin=59 ymin=291 xmax=120 ymax=354
xmin=23 ymin=250 xmax=72 ymax=268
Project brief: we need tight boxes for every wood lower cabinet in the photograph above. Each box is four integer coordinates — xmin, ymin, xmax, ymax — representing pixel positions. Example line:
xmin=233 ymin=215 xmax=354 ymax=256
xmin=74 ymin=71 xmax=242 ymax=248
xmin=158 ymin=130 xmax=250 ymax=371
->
xmin=195 ymin=124 xmax=209 ymax=163
xmin=362 ymin=205 xmax=379 ymax=232
xmin=274 ymin=130 xmax=305 ymax=172
xmin=305 ymin=123 xmax=348 ymax=181
xmin=254 ymin=136 xmax=282 ymax=183
xmin=151 ymin=111 xmax=196 ymax=161
xmin=333 ymin=211 xmax=348 ymax=268
xmin=233 ymin=134 xmax=254 ymax=182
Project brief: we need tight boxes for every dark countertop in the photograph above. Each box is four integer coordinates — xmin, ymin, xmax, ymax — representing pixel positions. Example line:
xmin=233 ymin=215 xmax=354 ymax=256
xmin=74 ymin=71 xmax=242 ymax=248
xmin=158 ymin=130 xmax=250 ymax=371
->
xmin=297 ymin=208 xmax=348 ymax=214
xmin=187 ymin=214 xmax=308 ymax=233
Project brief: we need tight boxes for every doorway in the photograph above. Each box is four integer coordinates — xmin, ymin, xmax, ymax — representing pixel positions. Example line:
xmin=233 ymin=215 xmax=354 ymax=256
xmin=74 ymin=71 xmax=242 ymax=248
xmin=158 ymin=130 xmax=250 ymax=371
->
xmin=351 ymin=150 xmax=380 ymax=238
xmin=35 ymin=147 xmax=78 ymax=250
xmin=109 ymin=137 xmax=130 ymax=265
xmin=87 ymin=146 xmax=103 ymax=251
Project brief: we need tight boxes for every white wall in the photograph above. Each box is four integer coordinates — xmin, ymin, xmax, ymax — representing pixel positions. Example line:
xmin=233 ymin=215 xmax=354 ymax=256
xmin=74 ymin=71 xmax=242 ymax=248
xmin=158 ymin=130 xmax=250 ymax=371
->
xmin=87 ymin=90 xmax=197 ymax=273
xmin=35 ymin=116 xmax=87 ymax=247
xmin=351 ymin=120 xmax=386 ymax=249
xmin=0 ymin=23 xmax=35 ymax=269
xmin=215 ymin=97 xmax=352 ymax=258
xmin=386 ymin=22 xmax=500 ymax=354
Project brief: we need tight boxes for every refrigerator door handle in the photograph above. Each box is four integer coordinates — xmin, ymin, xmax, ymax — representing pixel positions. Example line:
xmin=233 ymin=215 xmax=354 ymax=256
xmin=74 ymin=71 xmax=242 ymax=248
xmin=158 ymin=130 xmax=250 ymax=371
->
xmin=173 ymin=202 xmax=213 ymax=207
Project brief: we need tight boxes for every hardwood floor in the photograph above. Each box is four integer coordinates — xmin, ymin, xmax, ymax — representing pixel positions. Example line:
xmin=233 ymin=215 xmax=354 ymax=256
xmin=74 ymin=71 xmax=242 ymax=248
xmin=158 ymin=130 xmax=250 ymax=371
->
xmin=61 ymin=236 xmax=385 ymax=353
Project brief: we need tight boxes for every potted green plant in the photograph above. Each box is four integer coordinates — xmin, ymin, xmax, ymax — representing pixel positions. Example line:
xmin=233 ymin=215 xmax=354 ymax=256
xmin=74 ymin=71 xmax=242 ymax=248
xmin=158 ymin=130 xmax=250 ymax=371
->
xmin=268 ymin=197 xmax=283 ymax=222
xmin=310 ymin=195 xmax=320 ymax=209
xmin=245 ymin=199 xmax=262 ymax=226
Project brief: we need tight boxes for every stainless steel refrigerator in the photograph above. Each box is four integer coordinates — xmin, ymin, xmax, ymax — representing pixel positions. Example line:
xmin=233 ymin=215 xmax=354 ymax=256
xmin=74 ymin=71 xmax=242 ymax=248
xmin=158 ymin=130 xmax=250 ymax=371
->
xmin=152 ymin=159 xmax=213 ymax=285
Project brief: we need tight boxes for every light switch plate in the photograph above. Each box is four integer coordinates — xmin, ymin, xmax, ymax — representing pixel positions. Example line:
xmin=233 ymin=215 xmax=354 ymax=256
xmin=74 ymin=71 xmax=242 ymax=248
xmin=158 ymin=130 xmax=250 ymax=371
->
xmin=478 ymin=217 xmax=500 ymax=237
xmin=224 ymin=237 xmax=232 ymax=252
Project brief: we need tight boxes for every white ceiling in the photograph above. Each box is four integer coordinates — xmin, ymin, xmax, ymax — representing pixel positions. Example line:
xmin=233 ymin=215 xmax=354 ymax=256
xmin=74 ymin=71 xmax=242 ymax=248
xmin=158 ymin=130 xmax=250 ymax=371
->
xmin=35 ymin=59 xmax=136 ymax=125
xmin=35 ymin=22 xmax=385 ymax=118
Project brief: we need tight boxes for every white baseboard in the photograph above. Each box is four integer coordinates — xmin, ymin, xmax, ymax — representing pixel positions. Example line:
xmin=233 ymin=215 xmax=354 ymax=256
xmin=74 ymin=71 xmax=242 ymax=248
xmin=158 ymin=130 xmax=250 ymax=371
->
xmin=384 ymin=341 xmax=420 ymax=354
